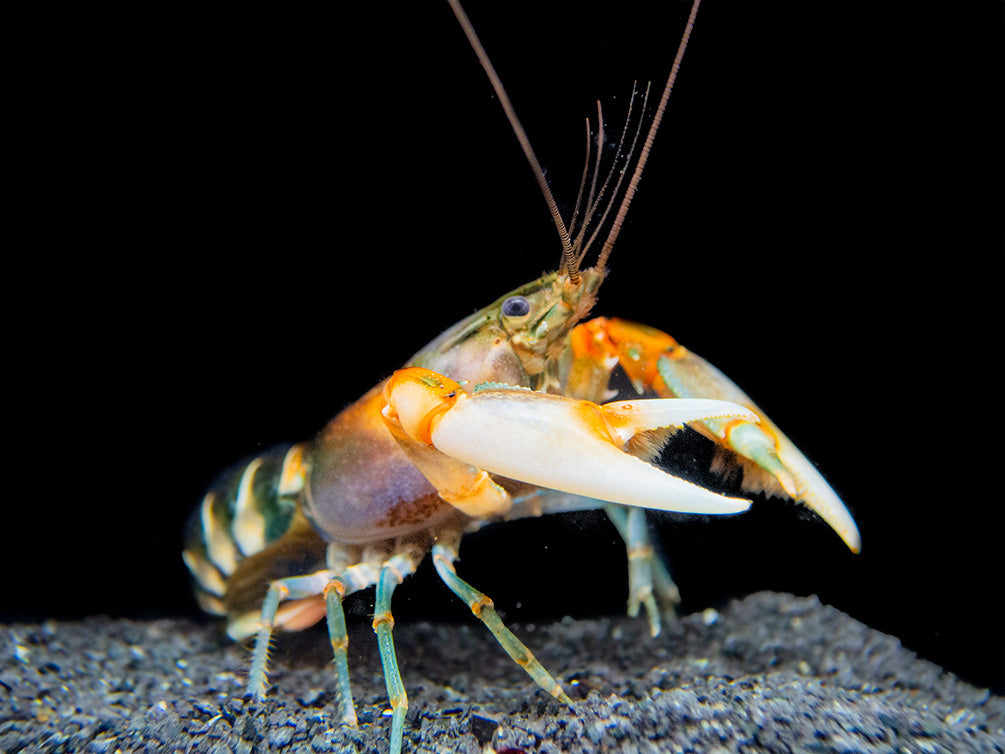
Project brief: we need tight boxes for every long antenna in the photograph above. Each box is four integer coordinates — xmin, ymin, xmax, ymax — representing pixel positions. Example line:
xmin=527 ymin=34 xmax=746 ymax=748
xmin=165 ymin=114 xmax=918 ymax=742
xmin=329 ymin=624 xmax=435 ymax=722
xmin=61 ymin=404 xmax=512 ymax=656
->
xmin=447 ymin=0 xmax=581 ymax=284
xmin=596 ymin=0 xmax=701 ymax=271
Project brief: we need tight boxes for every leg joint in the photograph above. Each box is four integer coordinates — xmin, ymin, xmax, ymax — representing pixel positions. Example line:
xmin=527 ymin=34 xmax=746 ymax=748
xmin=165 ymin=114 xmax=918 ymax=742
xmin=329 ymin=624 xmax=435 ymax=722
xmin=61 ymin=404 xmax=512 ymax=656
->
xmin=628 ymin=544 xmax=655 ymax=560
xmin=323 ymin=579 xmax=347 ymax=599
xmin=470 ymin=594 xmax=494 ymax=619
xmin=270 ymin=582 xmax=290 ymax=600
xmin=372 ymin=612 xmax=395 ymax=632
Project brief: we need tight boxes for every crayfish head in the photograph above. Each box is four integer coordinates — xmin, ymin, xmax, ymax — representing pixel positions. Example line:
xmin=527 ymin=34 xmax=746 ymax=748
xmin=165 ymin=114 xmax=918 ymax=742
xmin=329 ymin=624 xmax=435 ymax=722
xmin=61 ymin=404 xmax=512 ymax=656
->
xmin=505 ymin=265 xmax=606 ymax=370
xmin=407 ymin=266 xmax=605 ymax=392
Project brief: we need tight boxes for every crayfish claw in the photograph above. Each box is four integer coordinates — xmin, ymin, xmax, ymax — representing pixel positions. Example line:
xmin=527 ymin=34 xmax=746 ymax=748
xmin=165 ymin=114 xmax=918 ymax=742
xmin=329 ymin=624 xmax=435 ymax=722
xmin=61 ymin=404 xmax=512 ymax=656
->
xmin=384 ymin=368 xmax=753 ymax=517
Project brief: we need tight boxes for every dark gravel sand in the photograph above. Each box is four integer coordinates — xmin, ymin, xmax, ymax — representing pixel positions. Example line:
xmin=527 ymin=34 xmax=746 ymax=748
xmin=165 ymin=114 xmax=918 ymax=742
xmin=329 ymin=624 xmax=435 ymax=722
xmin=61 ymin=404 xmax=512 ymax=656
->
xmin=2 ymin=592 xmax=1001 ymax=753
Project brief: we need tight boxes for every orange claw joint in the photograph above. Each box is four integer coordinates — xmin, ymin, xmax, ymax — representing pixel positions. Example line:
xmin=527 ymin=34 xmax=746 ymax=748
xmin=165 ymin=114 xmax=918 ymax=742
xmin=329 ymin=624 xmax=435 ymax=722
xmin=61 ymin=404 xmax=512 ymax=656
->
xmin=381 ymin=368 xmax=514 ymax=518
xmin=383 ymin=367 xmax=759 ymax=518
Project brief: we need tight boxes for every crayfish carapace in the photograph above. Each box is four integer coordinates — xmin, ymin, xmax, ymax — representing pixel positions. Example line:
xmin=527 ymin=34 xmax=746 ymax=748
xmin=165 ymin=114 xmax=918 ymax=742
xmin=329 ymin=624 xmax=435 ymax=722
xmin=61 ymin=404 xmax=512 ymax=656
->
xmin=183 ymin=3 xmax=860 ymax=752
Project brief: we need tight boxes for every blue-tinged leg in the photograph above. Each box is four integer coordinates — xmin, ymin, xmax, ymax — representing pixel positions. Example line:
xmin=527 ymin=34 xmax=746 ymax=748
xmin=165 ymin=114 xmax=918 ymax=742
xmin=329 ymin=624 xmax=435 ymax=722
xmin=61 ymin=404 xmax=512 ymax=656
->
xmin=248 ymin=581 xmax=285 ymax=701
xmin=623 ymin=506 xmax=659 ymax=634
xmin=373 ymin=553 xmax=419 ymax=754
xmin=323 ymin=579 xmax=356 ymax=726
xmin=243 ymin=561 xmax=382 ymax=713
xmin=432 ymin=537 xmax=573 ymax=705
xmin=323 ymin=551 xmax=383 ymax=727
xmin=604 ymin=504 xmax=680 ymax=635
xmin=246 ymin=570 xmax=333 ymax=700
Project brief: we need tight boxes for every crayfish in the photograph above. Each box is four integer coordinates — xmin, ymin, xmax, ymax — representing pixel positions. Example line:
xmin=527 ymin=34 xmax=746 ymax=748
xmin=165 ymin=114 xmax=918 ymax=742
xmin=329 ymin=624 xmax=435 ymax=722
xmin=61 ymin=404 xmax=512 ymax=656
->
xmin=183 ymin=2 xmax=859 ymax=751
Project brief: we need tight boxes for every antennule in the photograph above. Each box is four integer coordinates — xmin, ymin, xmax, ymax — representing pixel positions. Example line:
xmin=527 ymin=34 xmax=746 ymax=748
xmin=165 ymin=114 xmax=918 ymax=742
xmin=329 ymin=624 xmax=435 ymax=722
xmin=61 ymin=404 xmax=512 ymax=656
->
xmin=596 ymin=0 xmax=701 ymax=272
xmin=447 ymin=0 xmax=580 ymax=284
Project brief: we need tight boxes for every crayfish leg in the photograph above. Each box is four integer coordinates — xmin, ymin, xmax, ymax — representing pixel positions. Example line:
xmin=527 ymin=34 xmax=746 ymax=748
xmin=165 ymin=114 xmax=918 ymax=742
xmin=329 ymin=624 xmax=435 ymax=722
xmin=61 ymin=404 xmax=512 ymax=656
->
xmin=372 ymin=552 xmax=420 ymax=754
xmin=604 ymin=504 xmax=681 ymax=636
xmin=432 ymin=535 xmax=574 ymax=705
xmin=245 ymin=571 xmax=331 ymax=701
xmin=237 ymin=549 xmax=386 ymax=728
xmin=324 ymin=580 xmax=357 ymax=727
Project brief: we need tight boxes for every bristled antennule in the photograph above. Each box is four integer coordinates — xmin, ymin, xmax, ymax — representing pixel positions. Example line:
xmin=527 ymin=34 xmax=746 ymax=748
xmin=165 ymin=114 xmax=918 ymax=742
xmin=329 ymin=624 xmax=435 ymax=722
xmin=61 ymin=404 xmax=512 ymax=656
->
xmin=448 ymin=0 xmax=701 ymax=282
xmin=596 ymin=0 xmax=701 ymax=272
xmin=574 ymin=83 xmax=650 ymax=267
xmin=447 ymin=0 xmax=581 ymax=285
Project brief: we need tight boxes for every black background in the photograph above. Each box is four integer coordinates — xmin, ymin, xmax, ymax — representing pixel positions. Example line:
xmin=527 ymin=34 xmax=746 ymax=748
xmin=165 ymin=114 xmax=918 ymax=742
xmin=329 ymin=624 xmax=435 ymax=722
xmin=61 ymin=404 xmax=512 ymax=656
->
xmin=4 ymin=3 xmax=1002 ymax=694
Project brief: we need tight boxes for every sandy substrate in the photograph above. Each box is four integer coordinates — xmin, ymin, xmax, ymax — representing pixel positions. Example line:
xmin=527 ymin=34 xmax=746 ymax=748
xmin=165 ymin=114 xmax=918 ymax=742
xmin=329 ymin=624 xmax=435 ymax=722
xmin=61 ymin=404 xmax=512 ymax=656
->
xmin=2 ymin=592 xmax=1002 ymax=753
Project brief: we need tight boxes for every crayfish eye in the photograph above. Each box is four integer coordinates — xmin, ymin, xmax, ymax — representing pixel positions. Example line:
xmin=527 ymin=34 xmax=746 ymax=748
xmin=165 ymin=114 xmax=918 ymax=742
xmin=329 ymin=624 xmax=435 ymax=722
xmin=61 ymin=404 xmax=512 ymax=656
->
xmin=502 ymin=295 xmax=531 ymax=319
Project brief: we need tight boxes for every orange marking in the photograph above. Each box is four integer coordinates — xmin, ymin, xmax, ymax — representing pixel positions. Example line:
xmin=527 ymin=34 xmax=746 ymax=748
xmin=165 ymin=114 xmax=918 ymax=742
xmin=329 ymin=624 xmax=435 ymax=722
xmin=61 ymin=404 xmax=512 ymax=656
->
xmin=573 ymin=400 xmax=620 ymax=445
xmin=568 ymin=323 xmax=593 ymax=358
xmin=415 ymin=396 xmax=456 ymax=446
xmin=628 ymin=545 xmax=655 ymax=560
xmin=323 ymin=580 xmax=347 ymax=600
xmin=569 ymin=320 xmax=615 ymax=361
xmin=592 ymin=317 xmax=684 ymax=393
xmin=372 ymin=612 xmax=395 ymax=631
xmin=383 ymin=367 xmax=463 ymax=445
xmin=515 ymin=652 xmax=534 ymax=668
xmin=274 ymin=595 xmax=326 ymax=631
xmin=469 ymin=595 xmax=494 ymax=619
xmin=723 ymin=417 xmax=778 ymax=446
xmin=566 ymin=321 xmax=622 ymax=397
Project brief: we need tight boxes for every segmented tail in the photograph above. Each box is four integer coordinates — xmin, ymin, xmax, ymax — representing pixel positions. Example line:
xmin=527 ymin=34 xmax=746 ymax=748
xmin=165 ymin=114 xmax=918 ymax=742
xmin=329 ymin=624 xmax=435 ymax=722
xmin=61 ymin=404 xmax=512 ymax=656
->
xmin=182 ymin=444 xmax=306 ymax=615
